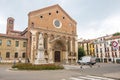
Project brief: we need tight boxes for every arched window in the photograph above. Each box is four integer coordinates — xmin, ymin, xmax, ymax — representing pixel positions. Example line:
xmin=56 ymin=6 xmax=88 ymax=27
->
xmin=6 ymin=52 xmax=10 ymax=58
xmin=22 ymin=53 xmax=26 ymax=58
xmin=14 ymin=52 xmax=18 ymax=58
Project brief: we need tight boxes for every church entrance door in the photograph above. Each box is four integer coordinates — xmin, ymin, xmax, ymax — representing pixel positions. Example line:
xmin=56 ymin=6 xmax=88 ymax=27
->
xmin=54 ymin=51 xmax=60 ymax=62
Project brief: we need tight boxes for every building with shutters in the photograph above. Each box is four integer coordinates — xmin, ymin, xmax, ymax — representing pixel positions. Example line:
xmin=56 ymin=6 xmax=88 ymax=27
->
xmin=0 ymin=17 xmax=27 ymax=63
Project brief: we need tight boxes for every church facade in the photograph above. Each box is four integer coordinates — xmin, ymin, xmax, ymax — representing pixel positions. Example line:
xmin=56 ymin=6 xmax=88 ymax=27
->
xmin=0 ymin=4 xmax=78 ymax=64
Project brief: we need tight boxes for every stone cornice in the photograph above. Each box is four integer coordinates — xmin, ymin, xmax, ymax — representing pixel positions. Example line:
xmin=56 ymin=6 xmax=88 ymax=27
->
xmin=30 ymin=27 xmax=77 ymax=37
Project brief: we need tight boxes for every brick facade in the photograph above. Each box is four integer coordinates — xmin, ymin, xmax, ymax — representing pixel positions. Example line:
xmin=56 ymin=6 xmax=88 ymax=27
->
xmin=0 ymin=4 xmax=77 ymax=64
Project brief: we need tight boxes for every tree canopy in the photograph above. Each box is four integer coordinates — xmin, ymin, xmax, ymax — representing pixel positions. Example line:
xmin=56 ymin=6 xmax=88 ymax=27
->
xmin=78 ymin=47 xmax=85 ymax=60
xmin=113 ymin=32 xmax=120 ymax=36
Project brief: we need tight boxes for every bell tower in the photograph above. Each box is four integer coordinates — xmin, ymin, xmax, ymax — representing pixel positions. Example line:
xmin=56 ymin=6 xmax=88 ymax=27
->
xmin=6 ymin=17 xmax=14 ymax=34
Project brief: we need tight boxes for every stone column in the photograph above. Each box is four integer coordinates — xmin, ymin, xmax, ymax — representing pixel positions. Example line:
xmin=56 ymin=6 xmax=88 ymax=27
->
xmin=75 ymin=36 xmax=78 ymax=62
xmin=48 ymin=34 xmax=54 ymax=63
xmin=70 ymin=38 xmax=73 ymax=64
xmin=30 ymin=30 xmax=37 ymax=64
xmin=65 ymin=39 xmax=68 ymax=64
xmin=70 ymin=39 xmax=73 ymax=52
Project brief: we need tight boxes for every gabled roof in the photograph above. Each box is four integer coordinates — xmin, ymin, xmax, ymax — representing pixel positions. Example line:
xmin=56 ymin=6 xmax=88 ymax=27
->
xmin=28 ymin=4 xmax=77 ymax=24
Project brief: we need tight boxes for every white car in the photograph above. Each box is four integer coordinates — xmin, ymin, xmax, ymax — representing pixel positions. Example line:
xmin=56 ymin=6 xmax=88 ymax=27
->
xmin=78 ymin=56 xmax=96 ymax=65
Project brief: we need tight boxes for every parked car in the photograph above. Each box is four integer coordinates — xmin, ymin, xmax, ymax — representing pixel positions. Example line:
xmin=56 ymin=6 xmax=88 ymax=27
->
xmin=115 ymin=58 xmax=120 ymax=64
xmin=77 ymin=56 xmax=96 ymax=65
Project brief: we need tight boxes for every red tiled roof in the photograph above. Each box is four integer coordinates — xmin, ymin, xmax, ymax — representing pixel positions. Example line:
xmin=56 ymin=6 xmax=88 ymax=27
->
xmin=0 ymin=33 xmax=27 ymax=40
xmin=106 ymin=35 xmax=120 ymax=40
xmin=10 ymin=30 xmax=22 ymax=33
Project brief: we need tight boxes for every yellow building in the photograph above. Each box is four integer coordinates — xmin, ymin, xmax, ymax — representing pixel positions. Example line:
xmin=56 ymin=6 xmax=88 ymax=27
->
xmin=78 ymin=39 xmax=95 ymax=56
xmin=89 ymin=42 xmax=95 ymax=56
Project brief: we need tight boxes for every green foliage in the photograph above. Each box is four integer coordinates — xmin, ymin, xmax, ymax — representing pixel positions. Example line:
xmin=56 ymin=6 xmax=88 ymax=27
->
xmin=12 ymin=63 xmax=64 ymax=70
xmin=113 ymin=32 xmax=120 ymax=36
xmin=78 ymin=47 xmax=85 ymax=60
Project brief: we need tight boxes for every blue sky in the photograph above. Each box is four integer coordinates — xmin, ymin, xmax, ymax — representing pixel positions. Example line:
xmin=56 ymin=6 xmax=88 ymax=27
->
xmin=0 ymin=0 xmax=120 ymax=39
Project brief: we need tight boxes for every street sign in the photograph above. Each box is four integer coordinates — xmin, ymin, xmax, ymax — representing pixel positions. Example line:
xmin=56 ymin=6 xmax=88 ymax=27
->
xmin=112 ymin=41 xmax=118 ymax=48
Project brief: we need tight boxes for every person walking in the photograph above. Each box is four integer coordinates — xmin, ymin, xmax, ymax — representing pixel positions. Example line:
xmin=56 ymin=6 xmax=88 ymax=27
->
xmin=0 ymin=57 xmax=2 ymax=63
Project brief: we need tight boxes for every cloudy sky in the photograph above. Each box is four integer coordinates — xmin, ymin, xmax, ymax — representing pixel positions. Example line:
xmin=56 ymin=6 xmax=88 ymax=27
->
xmin=0 ymin=0 xmax=120 ymax=39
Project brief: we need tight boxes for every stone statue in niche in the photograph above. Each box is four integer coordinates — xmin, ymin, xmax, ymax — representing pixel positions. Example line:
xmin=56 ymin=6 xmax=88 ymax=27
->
xmin=38 ymin=33 xmax=44 ymax=50
xmin=34 ymin=33 xmax=46 ymax=64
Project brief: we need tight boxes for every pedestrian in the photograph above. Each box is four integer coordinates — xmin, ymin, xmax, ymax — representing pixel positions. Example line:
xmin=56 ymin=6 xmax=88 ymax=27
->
xmin=18 ymin=57 xmax=21 ymax=63
xmin=89 ymin=64 xmax=92 ymax=68
xmin=25 ymin=58 xmax=30 ymax=63
xmin=113 ymin=58 xmax=115 ymax=63
xmin=13 ymin=59 xmax=16 ymax=66
xmin=0 ymin=57 xmax=2 ymax=63
xmin=80 ymin=63 xmax=83 ymax=69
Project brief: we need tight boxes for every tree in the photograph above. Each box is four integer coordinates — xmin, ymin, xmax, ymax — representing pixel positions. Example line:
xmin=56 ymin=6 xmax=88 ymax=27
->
xmin=78 ymin=47 xmax=85 ymax=60
xmin=113 ymin=32 xmax=120 ymax=36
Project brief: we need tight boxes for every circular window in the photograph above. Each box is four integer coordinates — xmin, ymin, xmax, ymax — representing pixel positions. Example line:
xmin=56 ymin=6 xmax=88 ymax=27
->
xmin=9 ymin=20 xmax=13 ymax=24
xmin=53 ymin=19 xmax=62 ymax=28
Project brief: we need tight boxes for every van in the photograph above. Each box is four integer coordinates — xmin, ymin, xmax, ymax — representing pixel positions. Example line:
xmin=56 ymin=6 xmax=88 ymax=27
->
xmin=78 ymin=56 xmax=96 ymax=65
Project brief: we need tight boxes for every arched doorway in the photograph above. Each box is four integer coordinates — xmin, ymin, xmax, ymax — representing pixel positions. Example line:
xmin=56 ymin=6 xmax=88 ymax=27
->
xmin=53 ymin=40 xmax=66 ymax=63
xmin=54 ymin=51 xmax=60 ymax=62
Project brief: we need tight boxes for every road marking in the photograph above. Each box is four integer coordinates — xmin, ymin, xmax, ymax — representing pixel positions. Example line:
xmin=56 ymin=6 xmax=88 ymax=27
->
xmin=70 ymin=77 xmax=84 ymax=80
xmin=87 ymin=75 xmax=115 ymax=80
xmin=78 ymin=76 xmax=100 ymax=80
xmin=61 ymin=75 xmax=115 ymax=80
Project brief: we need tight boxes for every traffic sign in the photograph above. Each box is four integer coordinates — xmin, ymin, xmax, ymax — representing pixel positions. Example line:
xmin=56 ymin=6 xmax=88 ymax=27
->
xmin=112 ymin=41 xmax=118 ymax=48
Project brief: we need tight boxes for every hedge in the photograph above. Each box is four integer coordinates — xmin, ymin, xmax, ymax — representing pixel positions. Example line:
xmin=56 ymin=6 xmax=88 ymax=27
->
xmin=12 ymin=63 xmax=64 ymax=70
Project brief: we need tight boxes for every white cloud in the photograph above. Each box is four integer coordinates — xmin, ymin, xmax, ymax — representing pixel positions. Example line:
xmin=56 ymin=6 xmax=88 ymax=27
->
xmin=101 ymin=14 xmax=120 ymax=30
xmin=100 ymin=14 xmax=120 ymax=35
xmin=78 ymin=13 xmax=120 ymax=39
